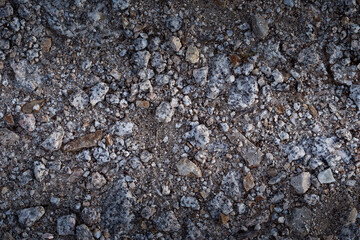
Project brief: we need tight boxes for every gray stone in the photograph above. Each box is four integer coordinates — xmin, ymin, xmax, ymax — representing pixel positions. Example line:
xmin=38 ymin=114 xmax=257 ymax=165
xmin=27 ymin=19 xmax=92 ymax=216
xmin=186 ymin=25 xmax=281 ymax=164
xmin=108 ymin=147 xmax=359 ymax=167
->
xmin=283 ymin=0 xmax=294 ymax=7
xmin=90 ymin=82 xmax=109 ymax=106
xmin=89 ymin=172 xmax=107 ymax=189
xmin=288 ymin=207 xmax=312 ymax=237
xmin=169 ymin=36 xmax=182 ymax=52
xmin=18 ymin=113 xmax=36 ymax=132
xmin=317 ymin=168 xmax=336 ymax=184
xmin=140 ymin=150 xmax=153 ymax=163
xmin=151 ymin=52 xmax=166 ymax=73
xmin=0 ymin=4 xmax=13 ymax=18
xmin=207 ymin=55 xmax=230 ymax=99
xmin=186 ymin=45 xmax=200 ymax=64
xmin=34 ymin=161 xmax=48 ymax=182
xmin=193 ymin=66 xmax=208 ymax=86
xmin=176 ymin=159 xmax=202 ymax=177
xmin=155 ymin=211 xmax=181 ymax=232
xmin=111 ymin=121 xmax=134 ymax=137
xmin=166 ymin=16 xmax=182 ymax=32
xmin=228 ymin=76 xmax=258 ymax=109
xmin=112 ymin=0 xmax=130 ymax=10
xmin=141 ymin=206 xmax=156 ymax=219
xmin=180 ymin=196 xmax=200 ymax=210
xmin=134 ymin=38 xmax=148 ymax=51
xmin=76 ymin=224 xmax=94 ymax=240
xmin=186 ymin=124 xmax=210 ymax=148
xmin=0 ymin=128 xmax=19 ymax=146
xmin=207 ymin=192 xmax=233 ymax=219
xmin=0 ymin=39 xmax=10 ymax=50
xmin=287 ymin=145 xmax=305 ymax=161
xmin=155 ymin=101 xmax=174 ymax=123
xmin=81 ymin=207 xmax=100 ymax=225
xmin=70 ymin=90 xmax=89 ymax=110
xmin=132 ymin=50 xmax=151 ymax=69
xmin=155 ymin=74 xmax=170 ymax=86
xmin=41 ymin=127 xmax=64 ymax=151
xmin=291 ymin=172 xmax=311 ymax=194
xmin=93 ymin=147 xmax=110 ymax=164
xmin=57 ymin=214 xmax=76 ymax=236
xmin=11 ymin=60 xmax=43 ymax=92
xmin=297 ymin=46 xmax=320 ymax=67
xmin=18 ymin=170 xmax=33 ymax=186
xmin=18 ymin=206 xmax=45 ymax=227
xmin=251 ymin=14 xmax=269 ymax=39
xmin=350 ymin=85 xmax=360 ymax=110
xmin=221 ymin=171 xmax=242 ymax=201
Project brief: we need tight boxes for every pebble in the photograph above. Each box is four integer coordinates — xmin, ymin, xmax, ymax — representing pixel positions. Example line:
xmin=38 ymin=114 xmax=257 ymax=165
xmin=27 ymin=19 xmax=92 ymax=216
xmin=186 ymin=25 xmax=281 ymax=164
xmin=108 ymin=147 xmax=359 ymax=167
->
xmin=155 ymin=101 xmax=174 ymax=123
xmin=141 ymin=206 xmax=156 ymax=219
xmin=0 ymin=4 xmax=13 ymax=18
xmin=228 ymin=76 xmax=258 ymax=109
xmin=140 ymin=150 xmax=153 ymax=163
xmin=18 ymin=206 xmax=45 ymax=227
xmin=251 ymin=14 xmax=269 ymax=39
xmin=155 ymin=211 xmax=181 ymax=232
xmin=207 ymin=192 xmax=233 ymax=219
xmin=57 ymin=214 xmax=76 ymax=236
xmin=193 ymin=66 xmax=208 ymax=86
xmin=88 ymin=172 xmax=107 ymax=189
xmin=180 ymin=196 xmax=200 ymax=210
xmin=166 ymin=16 xmax=182 ymax=32
xmin=112 ymin=0 xmax=130 ymax=10
xmin=287 ymin=145 xmax=305 ymax=161
xmin=93 ymin=147 xmax=110 ymax=164
xmin=186 ymin=45 xmax=200 ymax=64
xmin=290 ymin=172 xmax=311 ymax=194
xmin=81 ymin=207 xmax=100 ymax=225
xmin=350 ymin=85 xmax=360 ymax=110
xmin=169 ymin=36 xmax=182 ymax=52
xmin=41 ymin=127 xmax=65 ymax=151
xmin=34 ymin=161 xmax=48 ymax=182
xmin=63 ymin=130 xmax=103 ymax=152
xmin=132 ymin=50 xmax=151 ymax=69
xmin=289 ymin=207 xmax=312 ymax=237
xmin=176 ymin=159 xmax=202 ymax=177
xmin=70 ymin=90 xmax=89 ymax=110
xmin=186 ymin=124 xmax=210 ymax=148
xmin=111 ymin=121 xmax=134 ymax=137
xmin=90 ymin=82 xmax=109 ymax=106
xmin=317 ymin=168 xmax=336 ymax=184
xmin=283 ymin=0 xmax=294 ymax=7
xmin=220 ymin=213 xmax=230 ymax=225
xmin=19 ymin=113 xmax=36 ymax=132
xmin=10 ymin=60 xmax=42 ymax=92
xmin=221 ymin=171 xmax=242 ymax=201
xmin=0 ymin=128 xmax=19 ymax=146
xmin=76 ymin=224 xmax=94 ymax=240
xmin=243 ymin=172 xmax=255 ymax=191
xmin=134 ymin=38 xmax=148 ymax=51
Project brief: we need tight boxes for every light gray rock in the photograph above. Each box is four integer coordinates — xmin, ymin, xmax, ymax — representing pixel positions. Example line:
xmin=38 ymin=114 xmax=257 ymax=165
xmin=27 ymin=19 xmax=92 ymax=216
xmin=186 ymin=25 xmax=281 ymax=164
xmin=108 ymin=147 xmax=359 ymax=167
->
xmin=166 ymin=16 xmax=182 ymax=32
xmin=57 ymin=214 xmax=76 ymax=236
xmin=180 ymin=196 xmax=200 ymax=210
xmin=291 ymin=172 xmax=311 ymax=194
xmin=132 ymin=50 xmax=151 ymax=69
xmin=141 ymin=206 xmax=156 ymax=219
xmin=10 ymin=60 xmax=42 ymax=92
xmin=207 ymin=192 xmax=233 ymax=219
xmin=155 ymin=211 xmax=181 ymax=232
xmin=288 ymin=207 xmax=312 ymax=237
xmin=93 ymin=147 xmax=110 ymax=164
xmin=287 ymin=145 xmax=306 ymax=161
xmin=90 ymin=82 xmax=109 ymax=106
xmin=193 ymin=66 xmax=208 ymax=86
xmin=88 ymin=172 xmax=107 ymax=189
xmin=176 ymin=159 xmax=202 ymax=177
xmin=169 ymin=36 xmax=182 ymax=52
xmin=70 ymin=90 xmax=89 ymax=110
xmin=111 ymin=121 xmax=134 ymax=137
xmin=297 ymin=46 xmax=320 ymax=67
xmin=228 ymin=76 xmax=258 ymax=109
xmin=134 ymin=38 xmax=148 ymax=51
xmin=317 ymin=168 xmax=336 ymax=184
xmin=251 ymin=14 xmax=269 ymax=39
xmin=41 ymin=127 xmax=64 ymax=151
xmin=0 ymin=128 xmax=19 ymax=146
xmin=18 ymin=113 xmax=36 ymax=132
xmin=18 ymin=206 xmax=45 ymax=227
xmin=112 ymin=0 xmax=130 ymax=10
xmin=207 ymin=55 xmax=231 ymax=99
xmin=34 ymin=161 xmax=48 ymax=182
xmin=81 ymin=207 xmax=100 ymax=226
xmin=221 ymin=171 xmax=242 ymax=201
xmin=76 ymin=224 xmax=94 ymax=240
xmin=186 ymin=45 xmax=200 ymax=64
xmin=186 ymin=124 xmax=210 ymax=148
xmin=350 ymin=85 xmax=360 ymax=110
xmin=155 ymin=102 xmax=174 ymax=123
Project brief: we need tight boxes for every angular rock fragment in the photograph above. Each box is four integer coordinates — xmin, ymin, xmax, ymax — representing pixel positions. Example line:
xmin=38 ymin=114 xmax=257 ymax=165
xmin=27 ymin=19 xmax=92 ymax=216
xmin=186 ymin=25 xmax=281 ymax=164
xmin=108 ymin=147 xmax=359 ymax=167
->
xmin=132 ymin=50 xmax=151 ymax=69
xmin=88 ymin=172 xmax=107 ymax=189
xmin=228 ymin=76 xmax=258 ymax=109
xmin=317 ymin=168 xmax=336 ymax=184
xmin=10 ymin=60 xmax=42 ymax=92
xmin=207 ymin=192 xmax=233 ymax=219
xmin=251 ymin=14 xmax=269 ymax=39
xmin=90 ymin=82 xmax=109 ymax=106
xmin=18 ymin=206 xmax=45 ymax=227
xmin=221 ymin=171 xmax=242 ymax=201
xmin=243 ymin=172 xmax=255 ymax=191
xmin=111 ymin=121 xmax=134 ymax=137
xmin=350 ymin=85 xmax=360 ymax=110
xmin=169 ymin=36 xmax=182 ymax=52
xmin=185 ymin=124 xmax=210 ymax=148
xmin=180 ymin=196 xmax=200 ymax=210
xmin=176 ymin=159 xmax=202 ymax=177
xmin=112 ymin=0 xmax=130 ymax=10
xmin=193 ymin=66 xmax=208 ymax=86
xmin=19 ymin=113 xmax=36 ymax=132
xmin=166 ymin=16 xmax=182 ymax=32
xmin=34 ymin=161 xmax=48 ymax=182
xmin=155 ymin=211 xmax=181 ymax=232
xmin=21 ymin=99 xmax=46 ymax=114
xmin=76 ymin=224 xmax=94 ymax=240
xmin=81 ymin=207 xmax=100 ymax=226
xmin=288 ymin=207 xmax=312 ymax=237
xmin=57 ymin=214 xmax=76 ymax=236
xmin=63 ymin=130 xmax=103 ymax=152
xmin=0 ymin=128 xmax=19 ymax=146
xmin=186 ymin=45 xmax=200 ymax=64
xmin=41 ymin=127 xmax=65 ymax=151
xmin=207 ymin=54 xmax=231 ymax=99
xmin=290 ymin=172 xmax=311 ymax=194
xmin=93 ymin=147 xmax=109 ymax=164
xmin=226 ymin=128 xmax=264 ymax=167
xmin=70 ymin=90 xmax=89 ymax=110
xmin=155 ymin=101 xmax=174 ymax=123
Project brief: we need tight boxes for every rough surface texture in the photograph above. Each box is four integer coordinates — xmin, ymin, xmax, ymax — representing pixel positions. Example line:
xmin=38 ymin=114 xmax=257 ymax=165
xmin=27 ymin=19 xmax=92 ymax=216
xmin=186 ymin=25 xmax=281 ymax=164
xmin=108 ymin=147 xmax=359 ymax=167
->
xmin=1 ymin=0 xmax=360 ymax=239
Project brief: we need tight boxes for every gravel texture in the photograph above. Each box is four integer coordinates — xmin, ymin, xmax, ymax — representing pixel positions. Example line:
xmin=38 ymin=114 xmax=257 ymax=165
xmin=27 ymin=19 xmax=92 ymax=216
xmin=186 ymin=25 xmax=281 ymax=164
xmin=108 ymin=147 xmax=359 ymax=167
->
xmin=1 ymin=0 xmax=360 ymax=239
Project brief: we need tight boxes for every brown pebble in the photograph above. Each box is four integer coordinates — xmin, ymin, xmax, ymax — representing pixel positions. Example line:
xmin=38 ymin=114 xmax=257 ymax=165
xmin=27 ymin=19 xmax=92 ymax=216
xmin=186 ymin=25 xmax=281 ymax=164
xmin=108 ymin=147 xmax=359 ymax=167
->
xmin=220 ymin=213 xmax=229 ymax=225
xmin=243 ymin=172 xmax=255 ymax=191
xmin=63 ymin=130 xmax=103 ymax=152
xmin=136 ymin=100 xmax=150 ymax=108
xmin=105 ymin=134 xmax=113 ymax=146
xmin=309 ymin=104 xmax=318 ymax=118
xmin=41 ymin=37 xmax=52 ymax=52
xmin=4 ymin=113 xmax=14 ymax=125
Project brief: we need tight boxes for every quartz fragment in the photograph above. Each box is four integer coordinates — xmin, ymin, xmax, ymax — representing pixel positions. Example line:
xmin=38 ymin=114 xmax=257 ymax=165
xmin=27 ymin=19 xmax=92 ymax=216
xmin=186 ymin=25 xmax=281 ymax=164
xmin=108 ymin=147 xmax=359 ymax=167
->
xmin=290 ymin=172 xmax=311 ymax=194
xmin=176 ymin=159 xmax=202 ymax=177
xmin=318 ymin=168 xmax=336 ymax=184
xmin=18 ymin=206 xmax=45 ymax=227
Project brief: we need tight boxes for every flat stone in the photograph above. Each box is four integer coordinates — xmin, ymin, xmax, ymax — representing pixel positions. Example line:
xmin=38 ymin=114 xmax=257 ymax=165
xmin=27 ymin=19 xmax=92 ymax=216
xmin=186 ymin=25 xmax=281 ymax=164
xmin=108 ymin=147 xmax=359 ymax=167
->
xmin=290 ymin=172 xmax=311 ymax=194
xmin=57 ymin=214 xmax=76 ymax=236
xmin=41 ymin=127 xmax=64 ymax=151
xmin=18 ymin=206 xmax=45 ymax=227
xmin=155 ymin=101 xmax=174 ymax=123
xmin=318 ymin=168 xmax=336 ymax=184
xmin=90 ymin=82 xmax=109 ymax=106
xmin=0 ymin=128 xmax=19 ymax=146
xmin=186 ymin=45 xmax=200 ymax=64
xmin=288 ymin=207 xmax=312 ymax=237
xmin=63 ymin=130 xmax=103 ymax=152
xmin=176 ymin=159 xmax=202 ymax=177
xmin=251 ymin=14 xmax=269 ymax=39
xmin=243 ymin=172 xmax=255 ymax=191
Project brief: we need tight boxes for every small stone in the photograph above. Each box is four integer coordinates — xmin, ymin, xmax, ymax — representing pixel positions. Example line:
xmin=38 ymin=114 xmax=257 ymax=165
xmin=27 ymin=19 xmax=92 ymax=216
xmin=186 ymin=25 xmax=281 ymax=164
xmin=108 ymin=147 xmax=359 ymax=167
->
xmin=70 ymin=90 xmax=89 ymax=110
xmin=18 ymin=206 xmax=45 ymax=227
xmin=186 ymin=124 xmax=210 ymax=148
xmin=0 ymin=4 xmax=13 ymax=18
xmin=110 ymin=69 xmax=121 ymax=80
xmin=228 ymin=76 xmax=258 ymax=109
xmin=194 ymin=150 xmax=207 ymax=164
xmin=169 ymin=36 xmax=182 ymax=52
xmin=288 ymin=207 xmax=312 ymax=237
xmin=10 ymin=60 xmax=42 ymax=92
xmin=19 ymin=113 xmax=36 ymax=132
xmin=283 ymin=0 xmax=294 ymax=7
xmin=155 ymin=211 xmax=181 ymax=232
xmin=81 ymin=207 xmax=100 ymax=225
xmin=111 ymin=121 xmax=134 ymax=137
xmin=176 ymin=159 xmax=202 ymax=177
xmin=90 ymin=82 xmax=109 ymax=106
xmin=76 ymin=224 xmax=94 ymax=240
xmin=41 ymin=127 xmax=64 ymax=151
xmin=41 ymin=37 xmax=52 ymax=52
xmin=155 ymin=101 xmax=174 ymax=123
xmin=134 ymin=38 xmax=148 ymax=51
xmin=21 ymin=99 xmax=46 ymax=114
xmin=141 ymin=206 xmax=156 ymax=219
xmin=251 ymin=14 xmax=269 ymax=39
xmin=132 ymin=50 xmax=151 ymax=69
xmin=350 ymin=85 xmax=360 ymax=110
xmin=0 ymin=128 xmax=19 ymax=146
xmin=207 ymin=192 xmax=233 ymax=219
xmin=166 ymin=16 xmax=182 ymax=32
xmin=63 ymin=130 xmax=103 ymax=152
xmin=186 ymin=45 xmax=200 ymax=64
xmin=34 ymin=161 xmax=48 ymax=182
xmin=180 ymin=196 xmax=200 ymax=210
xmin=243 ymin=172 xmax=255 ymax=191
xmin=317 ymin=168 xmax=336 ymax=184
xmin=88 ymin=172 xmax=107 ymax=189
xmin=4 ymin=113 xmax=14 ymax=125
xmin=290 ymin=172 xmax=311 ymax=194
xmin=221 ymin=171 xmax=242 ymax=201
xmin=287 ymin=145 xmax=305 ymax=161
xmin=220 ymin=213 xmax=230 ymax=225
xmin=57 ymin=214 xmax=76 ymax=236
xmin=140 ymin=150 xmax=153 ymax=163
xmin=193 ymin=66 xmax=208 ymax=86
xmin=93 ymin=147 xmax=110 ymax=164
xmin=272 ymin=69 xmax=284 ymax=84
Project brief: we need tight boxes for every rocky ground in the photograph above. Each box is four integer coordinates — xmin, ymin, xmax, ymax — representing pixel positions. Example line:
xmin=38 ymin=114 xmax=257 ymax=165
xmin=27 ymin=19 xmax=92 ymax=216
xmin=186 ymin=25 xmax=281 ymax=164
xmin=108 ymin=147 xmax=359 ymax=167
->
xmin=0 ymin=0 xmax=360 ymax=239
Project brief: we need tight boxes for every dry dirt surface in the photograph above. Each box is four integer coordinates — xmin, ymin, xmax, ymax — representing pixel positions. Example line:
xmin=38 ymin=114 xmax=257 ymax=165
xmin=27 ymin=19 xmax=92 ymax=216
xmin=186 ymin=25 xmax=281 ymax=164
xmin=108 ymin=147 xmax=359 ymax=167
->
xmin=1 ymin=0 xmax=360 ymax=239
